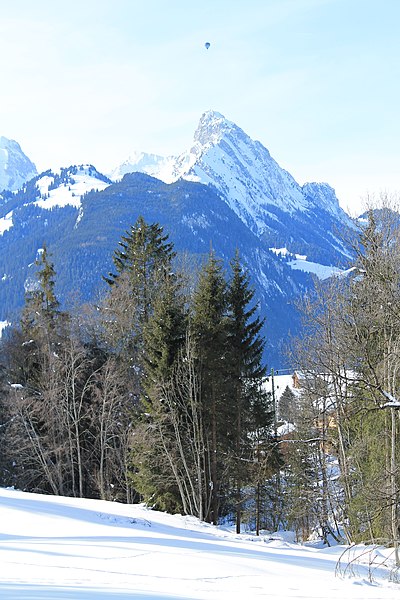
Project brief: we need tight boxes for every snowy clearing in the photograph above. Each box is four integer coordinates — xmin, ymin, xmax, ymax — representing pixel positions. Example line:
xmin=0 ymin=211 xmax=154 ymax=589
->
xmin=0 ymin=488 xmax=398 ymax=599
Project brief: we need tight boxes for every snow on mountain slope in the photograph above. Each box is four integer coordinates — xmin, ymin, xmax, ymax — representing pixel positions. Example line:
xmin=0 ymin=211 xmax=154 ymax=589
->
xmin=288 ymin=257 xmax=348 ymax=280
xmin=270 ymin=247 xmax=349 ymax=280
xmin=112 ymin=111 xmax=312 ymax=234
xmin=110 ymin=111 xmax=353 ymax=260
xmin=0 ymin=136 xmax=37 ymax=192
xmin=34 ymin=165 xmax=111 ymax=210
xmin=0 ymin=165 xmax=111 ymax=237
xmin=174 ymin=111 xmax=311 ymax=228
xmin=0 ymin=320 xmax=9 ymax=336
xmin=109 ymin=151 xmax=176 ymax=182
xmin=0 ymin=211 xmax=13 ymax=236
xmin=302 ymin=182 xmax=346 ymax=221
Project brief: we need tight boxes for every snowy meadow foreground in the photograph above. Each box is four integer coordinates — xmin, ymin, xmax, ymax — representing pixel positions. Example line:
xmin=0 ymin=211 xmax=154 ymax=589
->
xmin=0 ymin=488 xmax=397 ymax=599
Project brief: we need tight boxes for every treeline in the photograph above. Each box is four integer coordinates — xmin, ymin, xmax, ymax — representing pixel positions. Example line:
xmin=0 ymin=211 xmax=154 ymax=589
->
xmin=1 ymin=209 xmax=398 ymax=550
xmin=285 ymin=206 xmax=400 ymax=557
xmin=0 ymin=216 xmax=279 ymax=532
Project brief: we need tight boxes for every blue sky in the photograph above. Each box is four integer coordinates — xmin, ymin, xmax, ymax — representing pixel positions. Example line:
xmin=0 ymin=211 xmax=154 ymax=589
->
xmin=1 ymin=0 xmax=399 ymax=214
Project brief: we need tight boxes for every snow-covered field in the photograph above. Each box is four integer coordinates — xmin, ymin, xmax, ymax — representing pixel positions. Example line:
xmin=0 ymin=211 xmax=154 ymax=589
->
xmin=0 ymin=487 xmax=397 ymax=599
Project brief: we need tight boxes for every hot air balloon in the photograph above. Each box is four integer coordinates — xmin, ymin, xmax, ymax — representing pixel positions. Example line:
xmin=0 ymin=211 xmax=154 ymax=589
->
xmin=205 ymin=42 xmax=210 ymax=50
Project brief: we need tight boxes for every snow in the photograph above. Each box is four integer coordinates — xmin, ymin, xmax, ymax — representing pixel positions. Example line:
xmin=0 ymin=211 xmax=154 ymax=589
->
xmin=108 ymin=111 xmax=354 ymax=261
xmin=109 ymin=111 xmax=315 ymax=236
xmin=277 ymin=421 xmax=296 ymax=436
xmin=381 ymin=391 xmax=400 ymax=408
xmin=0 ymin=487 xmax=397 ymax=599
xmin=288 ymin=258 xmax=347 ymax=280
xmin=0 ymin=320 xmax=10 ymax=336
xmin=34 ymin=167 xmax=110 ymax=210
xmin=270 ymin=248 xmax=307 ymax=261
xmin=263 ymin=373 xmax=297 ymax=402
xmin=268 ymin=248 xmax=350 ymax=281
xmin=109 ymin=152 xmax=177 ymax=183
xmin=0 ymin=210 xmax=14 ymax=235
xmin=0 ymin=136 xmax=37 ymax=191
xmin=302 ymin=182 xmax=344 ymax=221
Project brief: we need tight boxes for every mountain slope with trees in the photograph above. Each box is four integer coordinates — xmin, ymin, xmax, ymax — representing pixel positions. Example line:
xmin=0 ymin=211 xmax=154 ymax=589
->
xmin=0 ymin=112 xmax=357 ymax=367
xmin=0 ymin=171 xmax=320 ymax=366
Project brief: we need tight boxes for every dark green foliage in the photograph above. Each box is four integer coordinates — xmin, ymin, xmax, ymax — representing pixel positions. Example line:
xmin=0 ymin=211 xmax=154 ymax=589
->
xmin=278 ymin=385 xmax=297 ymax=422
xmin=22 ymin=244 xmax=60 ymax=336
xmin=105 ymin=216 xmax=175 ymax=282
xmin=0 ymin=214 xmax=276 ymax=528
xmin=104 ymin=216 xmax=175 ymax=324
xmin=191 ymin=252 xmax=228 ymax=523
xmin=225 ymin=252 xmax=272 ymax=532
xmin=131 ymin=271 xmax=189 ymax=511
xmin=101 ymin=216 xmax=177 ymax=378
xmin=345 ymin=395 xmax=397 ymax=542
xmin=226 ymin=251 xmax=266 ymax=385
xmin=132 ymin=248 xmax=274 ymax=525
xmin=142 ymin=272 xmax=187 ymax=385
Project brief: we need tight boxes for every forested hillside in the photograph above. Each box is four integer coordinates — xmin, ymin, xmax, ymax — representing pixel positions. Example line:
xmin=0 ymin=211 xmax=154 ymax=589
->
xmin=0 ymin=172 xmax=316 ymax=366
xmin=0 ymin=208 xmax=399 ymax=561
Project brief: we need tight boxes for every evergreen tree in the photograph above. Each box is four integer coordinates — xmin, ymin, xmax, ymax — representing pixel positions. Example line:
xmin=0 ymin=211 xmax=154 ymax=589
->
xmin=104 ymin=216 xmax=175 ymax=323
xmin=191 ymin=251 xmax=229 ymax=524
xmin=22 ymin=243 xmax=61 ymax=342
xmin=278 ymin=385 xmax=297 ymax=423
xmin=1 ymin=246 xmax=70 ymax=494
xmin=100 ymin=218 xmax=179 ymax=506
xmin=225 ymin=251 xmax=271 ymax=533
xmin=142 ymin=272 xmax=188 ymax=385
xmin=132 ymin=271 xmax=188 ymax=511
xmin=102 ymin=216 xmax=176 ymax=370
xmin=14 ymin=243 xmax=65 ymax=391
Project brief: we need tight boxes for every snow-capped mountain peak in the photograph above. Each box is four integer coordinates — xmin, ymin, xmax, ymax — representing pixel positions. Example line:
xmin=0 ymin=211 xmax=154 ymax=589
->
xmin=169 ymin=110 xmax=313 ymax=232
xmin=192 ymin=110 xmax=236 ymax=148
xmin=0 ymin=136 xmax=37 ymax=192
xmin=108 ymin=110 xmax=354 ymax=264
xmin=110 ymin=110 xmax=319 ymax=234
xmin=109 ymin=152 xmax=170 ymax=182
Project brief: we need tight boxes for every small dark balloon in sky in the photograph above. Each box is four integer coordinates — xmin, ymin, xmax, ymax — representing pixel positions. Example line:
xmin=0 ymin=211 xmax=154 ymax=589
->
xmin=204 ymin=42 xmax=210 ymax=50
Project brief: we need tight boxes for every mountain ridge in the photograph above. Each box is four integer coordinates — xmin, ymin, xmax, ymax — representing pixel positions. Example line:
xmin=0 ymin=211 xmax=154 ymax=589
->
xmin=0 ymin=112 xmax=357 ymax=366
xmin=109 ymin=110 xmax=354 ymax=266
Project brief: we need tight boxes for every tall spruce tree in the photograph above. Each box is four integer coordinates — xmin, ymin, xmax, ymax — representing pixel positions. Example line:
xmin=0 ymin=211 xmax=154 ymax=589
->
xmin=104 ymin=216 xmax=175 ymax=321
xmin=22 ymin=243 xmax=61 ymax=342
xmin=101 ymin=217 xmax=178 ymax=505
xmin=131 ymin=271 xmax=189 ymax=511
xmin=2 ymin=245 xmax=69 ymax=494
xmin=102 ymin=216 xmax=176 ymax=370
xmin=191 ymin=251 xmax=229 ymax=524
xmin=226 ymin=251 xmax=272 ymax=533
xmin=17 ymin=244 xmax=64 ymax=390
